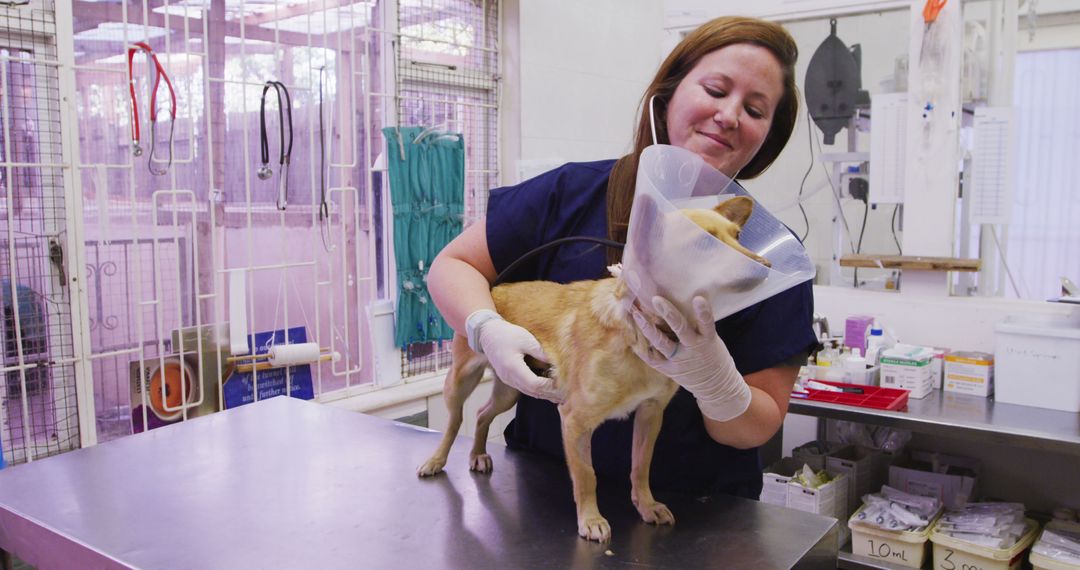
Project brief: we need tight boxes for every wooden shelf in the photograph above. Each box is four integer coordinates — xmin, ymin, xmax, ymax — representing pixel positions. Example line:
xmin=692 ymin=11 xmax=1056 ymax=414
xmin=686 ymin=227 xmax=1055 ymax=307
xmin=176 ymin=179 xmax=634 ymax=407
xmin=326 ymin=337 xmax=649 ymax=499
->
xmin=839 ymin=254 xmax=980 ymax=272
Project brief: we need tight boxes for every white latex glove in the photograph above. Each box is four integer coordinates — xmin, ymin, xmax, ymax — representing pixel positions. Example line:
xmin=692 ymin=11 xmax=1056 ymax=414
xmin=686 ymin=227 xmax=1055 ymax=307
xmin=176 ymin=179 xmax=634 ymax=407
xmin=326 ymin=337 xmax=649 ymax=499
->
xmin=469 ymin=310 xmax=565 ymax=403
xmin=629 ymin=295 xmax=751 ymax=422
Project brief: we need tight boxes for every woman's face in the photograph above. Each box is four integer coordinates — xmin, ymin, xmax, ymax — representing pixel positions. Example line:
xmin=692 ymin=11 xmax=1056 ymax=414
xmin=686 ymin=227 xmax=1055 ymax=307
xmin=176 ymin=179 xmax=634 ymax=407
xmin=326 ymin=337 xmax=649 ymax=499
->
xmin=665 ymin=43 xmax=785 ymax=177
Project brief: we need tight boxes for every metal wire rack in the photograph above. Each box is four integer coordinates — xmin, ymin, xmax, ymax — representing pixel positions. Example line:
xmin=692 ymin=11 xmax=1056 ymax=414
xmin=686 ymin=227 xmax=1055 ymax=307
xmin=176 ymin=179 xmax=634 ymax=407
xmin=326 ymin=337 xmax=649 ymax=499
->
xmin=396 ymin=0 xmax=499 ymax=379
xmin=0 ymin=0 xmax=501 ymax=460
xmin=0 ymin=0 xmax=80 ymax=465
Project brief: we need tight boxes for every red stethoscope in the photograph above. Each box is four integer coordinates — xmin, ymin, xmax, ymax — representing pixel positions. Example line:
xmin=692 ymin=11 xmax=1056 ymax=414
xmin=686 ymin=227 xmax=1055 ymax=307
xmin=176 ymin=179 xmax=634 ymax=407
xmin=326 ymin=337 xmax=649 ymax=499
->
xmin=127 ymin=41 xmax=176 ymax=176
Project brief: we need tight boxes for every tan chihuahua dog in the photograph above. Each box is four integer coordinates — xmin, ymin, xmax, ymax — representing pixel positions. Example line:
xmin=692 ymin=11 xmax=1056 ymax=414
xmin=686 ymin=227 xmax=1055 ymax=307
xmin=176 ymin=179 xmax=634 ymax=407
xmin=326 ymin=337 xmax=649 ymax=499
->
xmin=417 ymin=196 xmax=769 ymax=542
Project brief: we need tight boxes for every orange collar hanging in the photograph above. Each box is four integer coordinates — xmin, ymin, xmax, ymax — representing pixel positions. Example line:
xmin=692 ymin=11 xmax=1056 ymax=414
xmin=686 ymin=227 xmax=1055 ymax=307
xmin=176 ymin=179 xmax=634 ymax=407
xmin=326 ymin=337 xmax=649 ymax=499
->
xmin=127 ymin=41 xmax=177 ymax=176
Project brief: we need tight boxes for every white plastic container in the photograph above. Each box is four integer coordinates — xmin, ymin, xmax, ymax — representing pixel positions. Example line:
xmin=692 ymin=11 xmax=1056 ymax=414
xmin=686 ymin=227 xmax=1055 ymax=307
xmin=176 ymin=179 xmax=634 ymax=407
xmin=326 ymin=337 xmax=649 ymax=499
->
xmin=1031 ymin=551 xmax=1080 ymax=570
xmin=849 ymin=506 xmax=939 ymax=569
xmin=995 ymin=316 xmax=1080 ymax=413
xmin=930 ymin=518 xmax=1039 ymax=570
xmin=1030 ymin=520 xmax=1080 ymax=570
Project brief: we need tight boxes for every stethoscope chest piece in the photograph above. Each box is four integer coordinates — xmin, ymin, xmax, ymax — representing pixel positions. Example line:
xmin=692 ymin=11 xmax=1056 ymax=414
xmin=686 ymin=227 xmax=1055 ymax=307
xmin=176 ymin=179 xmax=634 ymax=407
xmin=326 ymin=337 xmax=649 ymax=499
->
xmin=259 ymin=80 xmax=294 ymax=210
xmin=127 ymin=41 xmax=176 ymax=176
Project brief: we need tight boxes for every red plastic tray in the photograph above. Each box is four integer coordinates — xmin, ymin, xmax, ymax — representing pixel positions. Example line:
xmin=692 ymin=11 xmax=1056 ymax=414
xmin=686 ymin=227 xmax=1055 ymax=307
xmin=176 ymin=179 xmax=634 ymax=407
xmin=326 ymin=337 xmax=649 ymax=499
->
xmin=792 ymin=380 xmax=909 ymax=411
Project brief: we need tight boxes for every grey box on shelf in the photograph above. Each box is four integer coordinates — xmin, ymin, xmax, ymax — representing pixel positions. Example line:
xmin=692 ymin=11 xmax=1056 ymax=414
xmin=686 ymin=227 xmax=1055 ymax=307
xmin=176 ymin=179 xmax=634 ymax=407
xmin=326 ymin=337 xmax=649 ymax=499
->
xmin=826 ymin=445 xmax=887 ymax=517
xmin=793 ymin=440 xmax=849 ymax=472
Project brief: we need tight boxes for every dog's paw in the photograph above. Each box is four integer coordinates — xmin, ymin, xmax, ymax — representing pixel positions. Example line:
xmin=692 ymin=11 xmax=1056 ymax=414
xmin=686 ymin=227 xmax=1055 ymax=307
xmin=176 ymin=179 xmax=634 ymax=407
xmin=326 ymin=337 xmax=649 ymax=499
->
xmin=578 ymin=516 xmax=612 ymax=542
xmin=636 ymin=501 xmax=675 ymax=526
xmin=416 ymin=458 xmax=446 ymax=477
xmin=469 ymin=453 xmax=493 ymax=473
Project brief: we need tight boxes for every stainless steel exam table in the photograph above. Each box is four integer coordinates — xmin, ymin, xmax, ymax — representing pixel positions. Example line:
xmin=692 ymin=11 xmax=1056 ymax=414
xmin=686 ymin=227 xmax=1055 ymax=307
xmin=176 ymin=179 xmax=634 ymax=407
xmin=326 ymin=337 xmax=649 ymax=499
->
xmin=0 ymin=396 xmax=838 ymax=569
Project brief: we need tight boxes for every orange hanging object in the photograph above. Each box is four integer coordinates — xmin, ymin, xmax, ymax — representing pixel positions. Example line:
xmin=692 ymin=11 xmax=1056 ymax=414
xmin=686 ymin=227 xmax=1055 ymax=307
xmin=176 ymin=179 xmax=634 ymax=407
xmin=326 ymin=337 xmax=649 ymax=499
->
xmin=923 ymin=0 xmax=947 ymax=24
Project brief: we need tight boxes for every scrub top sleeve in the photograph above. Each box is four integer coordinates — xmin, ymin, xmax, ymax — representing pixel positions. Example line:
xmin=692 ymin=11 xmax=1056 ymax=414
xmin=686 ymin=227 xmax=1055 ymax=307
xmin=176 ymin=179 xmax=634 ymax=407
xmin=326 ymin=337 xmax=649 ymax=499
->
xmin=485 ymin=168 xmax=565 ymax=276
xmin=718 ymin=280 xmax=817 ymax=376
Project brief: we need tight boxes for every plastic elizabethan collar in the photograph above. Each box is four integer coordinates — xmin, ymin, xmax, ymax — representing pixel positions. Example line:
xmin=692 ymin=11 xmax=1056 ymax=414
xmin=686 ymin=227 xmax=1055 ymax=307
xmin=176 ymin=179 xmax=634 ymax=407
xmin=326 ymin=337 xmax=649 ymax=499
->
xmin=621 ymin=145 xmax=815 ymax=321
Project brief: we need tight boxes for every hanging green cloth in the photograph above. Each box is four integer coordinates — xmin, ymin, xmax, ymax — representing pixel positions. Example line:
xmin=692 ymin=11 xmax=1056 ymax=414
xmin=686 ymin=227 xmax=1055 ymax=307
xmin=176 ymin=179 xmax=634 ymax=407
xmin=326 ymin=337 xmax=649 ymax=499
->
xmin=381 ymin=126 xmax=465 ymax=348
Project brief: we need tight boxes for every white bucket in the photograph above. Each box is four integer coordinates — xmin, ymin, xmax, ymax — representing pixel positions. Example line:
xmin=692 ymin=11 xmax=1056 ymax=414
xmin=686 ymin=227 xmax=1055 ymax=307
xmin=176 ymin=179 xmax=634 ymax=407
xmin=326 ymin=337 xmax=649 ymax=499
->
xmin=621 ymin=144 xmax=816 ymax=320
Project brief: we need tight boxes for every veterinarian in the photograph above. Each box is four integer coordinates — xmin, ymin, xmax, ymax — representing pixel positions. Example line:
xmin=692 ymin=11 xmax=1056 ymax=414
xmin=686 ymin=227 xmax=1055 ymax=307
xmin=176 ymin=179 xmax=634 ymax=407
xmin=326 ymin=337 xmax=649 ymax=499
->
xmin=427 ymin=16 xmax=816 ymax=500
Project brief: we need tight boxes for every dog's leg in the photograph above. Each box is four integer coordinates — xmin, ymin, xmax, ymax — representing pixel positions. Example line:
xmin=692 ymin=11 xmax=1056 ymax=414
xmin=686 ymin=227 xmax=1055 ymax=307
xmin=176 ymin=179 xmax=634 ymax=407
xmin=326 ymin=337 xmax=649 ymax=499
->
xmin=469 ymin=378 xmax=519 ymax=473
xmin=417 ymin=336 xmax=486 ymax=477
xmin=630 ymin=398 xmax=674 ymax=525
xmin=560 ymin=404 xmax=610 ymax=542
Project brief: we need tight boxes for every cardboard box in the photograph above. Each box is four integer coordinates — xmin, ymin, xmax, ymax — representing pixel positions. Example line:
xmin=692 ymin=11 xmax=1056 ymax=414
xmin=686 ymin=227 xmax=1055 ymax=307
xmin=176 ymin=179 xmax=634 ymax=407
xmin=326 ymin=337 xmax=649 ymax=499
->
xmin=788 ymin=471 xmax=851 ymax=545
xmin=931 ymin=347 xmax=950 ymax=390
xmin=880 ymin=344 xmax=935 ymax=399
xmin=888 ymin=451 xmax=979 ymax=508
xmin=845 ymin=315 xmax=875 ymax=354
xmin=763 ymin=457 xmax=851 ymax=546
xmin=827 ymin=445 xmax=886 ymax=517
xmin=793 ymin=440 xmax=848 ymax=472
xmin=762 ymin=457 xmax=805 ymax=507
xmin=944 ymin=351 xmax=994 ymax=397
xmin=131 ymin=324 xmax=230 ymax=433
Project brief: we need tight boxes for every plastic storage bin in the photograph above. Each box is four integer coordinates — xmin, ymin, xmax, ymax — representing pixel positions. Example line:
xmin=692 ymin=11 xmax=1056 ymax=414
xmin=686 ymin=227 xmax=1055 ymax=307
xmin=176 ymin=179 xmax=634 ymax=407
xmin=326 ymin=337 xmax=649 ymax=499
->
xmin=1029 ymin=521 xmax=1080 ymax=570
xmin=995 ymin=316 xmax=1080 ymax=412
xmin=930 ymin=518 xmax=1039 ymax=570
xmin=848 ymin=506 xmax=939 ymax=569
xmin=796 ymin=380 xmax=910 ymax=411
xmin=1031 ymin=550 xmax=1080 ymax=570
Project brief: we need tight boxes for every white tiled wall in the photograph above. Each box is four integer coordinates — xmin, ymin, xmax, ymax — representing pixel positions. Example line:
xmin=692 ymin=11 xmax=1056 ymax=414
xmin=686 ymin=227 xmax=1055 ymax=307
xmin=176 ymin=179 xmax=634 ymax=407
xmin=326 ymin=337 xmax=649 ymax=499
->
xmin=516 ymin=0 xmax=664 ymax=172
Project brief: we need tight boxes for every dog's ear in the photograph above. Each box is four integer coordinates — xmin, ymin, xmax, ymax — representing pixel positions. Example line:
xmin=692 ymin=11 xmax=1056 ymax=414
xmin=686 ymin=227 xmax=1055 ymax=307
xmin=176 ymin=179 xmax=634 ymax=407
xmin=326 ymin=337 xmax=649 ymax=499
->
xmin=714 ymin=196 xmax=754 ymax=227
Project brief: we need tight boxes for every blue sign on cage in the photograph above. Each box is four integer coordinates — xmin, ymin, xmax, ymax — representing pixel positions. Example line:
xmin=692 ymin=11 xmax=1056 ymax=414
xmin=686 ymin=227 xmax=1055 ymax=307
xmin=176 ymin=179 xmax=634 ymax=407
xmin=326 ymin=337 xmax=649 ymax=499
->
xmin=221 ymin=327 xmax=315 ymax=408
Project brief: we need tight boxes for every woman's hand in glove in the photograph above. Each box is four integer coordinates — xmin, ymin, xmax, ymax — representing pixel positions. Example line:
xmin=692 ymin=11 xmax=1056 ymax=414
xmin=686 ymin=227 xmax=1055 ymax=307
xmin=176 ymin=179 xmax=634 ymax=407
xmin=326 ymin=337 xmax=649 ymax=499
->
xmin=629 ymin=295 xmax=751 ymax=422
xmin=470 ymin=311 xmax=565 ymax=403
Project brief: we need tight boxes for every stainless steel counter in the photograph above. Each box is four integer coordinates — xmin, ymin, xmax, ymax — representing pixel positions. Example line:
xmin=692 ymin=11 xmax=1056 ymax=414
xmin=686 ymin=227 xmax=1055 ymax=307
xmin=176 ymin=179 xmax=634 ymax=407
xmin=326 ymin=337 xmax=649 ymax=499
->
xmin=790 ymin=390 xmax=1080 ymax=456
xmin=0 ymin=396 xmax=838 ymax=569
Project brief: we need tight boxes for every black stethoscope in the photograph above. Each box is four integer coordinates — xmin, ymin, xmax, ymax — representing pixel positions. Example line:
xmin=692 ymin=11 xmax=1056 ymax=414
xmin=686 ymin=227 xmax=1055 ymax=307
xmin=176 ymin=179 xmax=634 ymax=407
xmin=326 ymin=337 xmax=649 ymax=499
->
xmin=493 ymin=237 xmax=623 ymax=286
xmin=259 ymin=81 xmax=293 ymax=210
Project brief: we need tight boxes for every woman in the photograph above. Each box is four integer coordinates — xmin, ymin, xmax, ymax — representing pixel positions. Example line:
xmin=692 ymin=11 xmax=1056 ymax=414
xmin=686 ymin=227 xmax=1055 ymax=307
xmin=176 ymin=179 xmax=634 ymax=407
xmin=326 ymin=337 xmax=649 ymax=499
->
xmin=427 ymin=16 xmax=815 ymax=499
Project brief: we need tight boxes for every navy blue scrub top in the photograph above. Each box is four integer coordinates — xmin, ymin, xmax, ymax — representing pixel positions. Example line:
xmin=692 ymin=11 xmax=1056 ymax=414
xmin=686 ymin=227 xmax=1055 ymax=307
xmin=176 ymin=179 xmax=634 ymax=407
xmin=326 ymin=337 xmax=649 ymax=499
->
xmin=486 ymin=160 xmax=817 ymax=499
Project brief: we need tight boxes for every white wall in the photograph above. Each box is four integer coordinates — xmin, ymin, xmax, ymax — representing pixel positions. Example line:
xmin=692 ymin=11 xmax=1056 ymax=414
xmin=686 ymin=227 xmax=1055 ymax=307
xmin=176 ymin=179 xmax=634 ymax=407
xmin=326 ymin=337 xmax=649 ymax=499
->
xmin=514 ymin=0 xmax=665 ymax=176
xmin=747 ymin=9 xmax=912 ymax=285
xmin=812 ymin=286 xmax=1080 ymax=352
